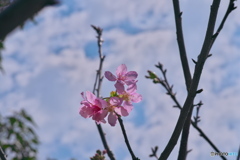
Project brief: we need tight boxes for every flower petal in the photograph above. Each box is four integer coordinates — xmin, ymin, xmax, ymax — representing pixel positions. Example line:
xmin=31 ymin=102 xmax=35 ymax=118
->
xmin=130 ymin=92 xmax=142 ymax=103
xmin=105 ymin=71 xmax=117 ymax=81
xmin=108 ymin=112 xmax=118 ymax=126
xmin=123 ymin=101 xmax=134 ymax=113
xmin=116 ymin=64 xmax=127 ymax=76
xmin=86 ymin=91 xmax=97 ymax=104
xmin=120 ymin=107 xmax=129 ymax=117
xmin=93 ymin=110 xmax=108 ymax=123
xmin=126 ymin=80 xmax=137 ymax=93
xmin=115 ymin=82 xmax=125 ymax=94
xmin=125 ymin=71 xmax=138 ymax=80
xmin=79 ymin=106 xmax=93 ymax=118
xmin=109 ymin=97 xmax=122 ymax=106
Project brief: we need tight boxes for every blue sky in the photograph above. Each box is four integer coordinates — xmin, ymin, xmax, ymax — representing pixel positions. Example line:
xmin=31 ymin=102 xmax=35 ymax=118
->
xmin=1 ymin=0 xmax=240 ymax=159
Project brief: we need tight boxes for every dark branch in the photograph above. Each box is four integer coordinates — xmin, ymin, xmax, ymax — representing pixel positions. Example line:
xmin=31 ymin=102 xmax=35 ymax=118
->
xmin=209 ymin=0 xmax=237 ymax=50
xmin=0 ymin=146 xmax=7 ymax=160
xmin=158 ymin=1 xmax=221 ymax=159
xmin=172 ymin=0 xmax=192 ymax=90
xmin=91 ymin=25 xmax=115 ymax=160
xmin=146 ymin=64 xmax=227 ymax=160
xmin=171 ymin=0 xmax=193 ymax=159
xmin=0 ymin=0 xmax=59 ymax=41
xmin=149 ymin=146 xmax=159 ymax=159
xmin=118 ymin=117 xmax=139 ymax=160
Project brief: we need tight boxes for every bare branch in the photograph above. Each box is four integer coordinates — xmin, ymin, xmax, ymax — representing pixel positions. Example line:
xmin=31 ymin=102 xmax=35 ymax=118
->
xmin=171 ymin=0 xmax=194 ymax=158
xmin=158 ymin=1 xmax=221 ymax=159
xmin=172 ymin=0 xmax=191 ymax=91
xmin=118 ymin=117 xmax=139 ymax=160
xmin=147 ymin=64 xmax=227 ymax=160
xmin=91 ymin=25 xmax=115 ymax=160
xmin=149 ymin=146 xmax=159 ymax=159
xmin=210 ymin=0 xmax=237 ymax=50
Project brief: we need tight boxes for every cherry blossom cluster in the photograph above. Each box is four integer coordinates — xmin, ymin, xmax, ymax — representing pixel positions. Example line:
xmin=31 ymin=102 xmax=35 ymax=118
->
xmin=79 ymin=64 xmax=142 ymax=126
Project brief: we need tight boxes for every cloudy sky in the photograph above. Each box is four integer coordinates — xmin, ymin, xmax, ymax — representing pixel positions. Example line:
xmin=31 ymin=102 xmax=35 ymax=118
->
xmin=1 ymin=0 xmax=240 ymax=159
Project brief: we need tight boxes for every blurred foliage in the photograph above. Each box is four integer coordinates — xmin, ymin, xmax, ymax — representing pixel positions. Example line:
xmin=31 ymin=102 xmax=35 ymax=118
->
xmin=0 ymin=0 xmax=11 ymax=72
xmin=0 ymin=0 xmax=12 ymax=12
xmin=0 ymin=109 xmax=39 ymax=160
xmin=0 ymin=40 xmax=4 ymax=73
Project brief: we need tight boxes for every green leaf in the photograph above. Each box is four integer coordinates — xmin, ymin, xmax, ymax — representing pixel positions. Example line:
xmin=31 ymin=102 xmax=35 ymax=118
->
xmin=31 ymin=138 xmax=39 ymax=145
xmin=20 ymin=109 xmax=36 ymax=126
xmin=146 ymin=70 xmax=158 ymax=79
xmin=9 ymin=117 xmax=17 ymax=126
xmin=0 ymin=41 xmax=4 ymax=49
xmin=16 ymin=132 xmax=24 ymax=144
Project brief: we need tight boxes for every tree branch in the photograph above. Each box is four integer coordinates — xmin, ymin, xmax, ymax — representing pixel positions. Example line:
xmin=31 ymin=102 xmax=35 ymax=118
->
xmin=210 ymin=0 xmax=237 ymax=50
xmin=0 ymin=146 xmax=7 ymax=160
xmin=0 ymin=0 xmax=59 ymax=41
xmin=158 ymin=1 xmax=221 ymax=159
xmin=146 ymin=68 xmax=227 ymax=160
xmin=91 ymin=25 xmax=116 ymax=160
xmin=171 ymin=0 xmax=193 ymax=159
xmin=118 ymin=117 xmax=139 ymax=160
xmin=172 ymin=0 xmax=191 ymax=90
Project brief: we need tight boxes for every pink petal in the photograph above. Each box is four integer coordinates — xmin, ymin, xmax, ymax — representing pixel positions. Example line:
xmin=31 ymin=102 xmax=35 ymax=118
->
xmin=79 ymin=106 xmax=93 ymax=118
xmin=123 ymin=101 xmax=133 ymax=113
xmin=105 ymin=71 xmax=117 ymax=81
xmin=116 ymin=64 xmax=127 ymax=77
xmin=93 ymin=110 xmax=107 ymax=123
xmin=114 ymin=107 xmax=121 ymax=115
xmin=108 ymin=112 xmax=118 ymax=126
xmin=109 ymin=97 xmax=122 ymax=106
xmin=126 ymin=80 xmax=137 ymax=93
xmin=130 ymin=93 xmax=142 ymax=103
xmin=99 ymin=99 xmax=108 ymax=109
xmin=125 ymin=71 xmax=138 ymax=80
xmin=81 ymin=92 xmax=86 ymax=100
xmin=86 ymin=91 xmax=97 ymax=104
xmin=120 ymin=107 xmax=129 ymax=117
xmin=115 ymin=82 xmax=125 ymax=94
xmin=80 ymin=100 xmax=91 ymax=108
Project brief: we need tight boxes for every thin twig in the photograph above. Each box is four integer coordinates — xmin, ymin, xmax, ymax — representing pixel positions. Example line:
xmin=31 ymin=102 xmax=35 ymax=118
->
xmin=0 ymin=146 xmax=7 ymax=160
xmin=146 ymin=66 xmax=227 ymax=160
xmin=149 ymin=146 xmax=159 ymax=159
xmin=193 ymin=101 xmax=203 ymax=126
xmin=190 ymin=121 xmax=226 ymax=160
xmin=118 ymin=117 xmax=139 ymax=160
xmin=209 ymin=0 xmax=237 ymax=50
xmin=91 ymin=25 xmax=116 ymax=160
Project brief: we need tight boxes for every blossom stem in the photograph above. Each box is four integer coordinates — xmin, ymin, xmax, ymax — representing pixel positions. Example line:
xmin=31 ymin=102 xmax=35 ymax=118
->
xmin=118 ymin=116 xmax=138 ymax=160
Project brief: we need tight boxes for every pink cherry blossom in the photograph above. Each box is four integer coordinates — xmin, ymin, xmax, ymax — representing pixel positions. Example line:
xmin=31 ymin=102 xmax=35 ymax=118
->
xmin=80 ymin=64 xmax=142 ymax=127
xmin=106 ymin=97 xmax=123 ymax=126
xmin=114 ymin=82 xmax=142 ymax=116
xmin=105 ymin=64 xmax=138 ymax=86
xmin=79 ymin=91 xmax=108 ymax=124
